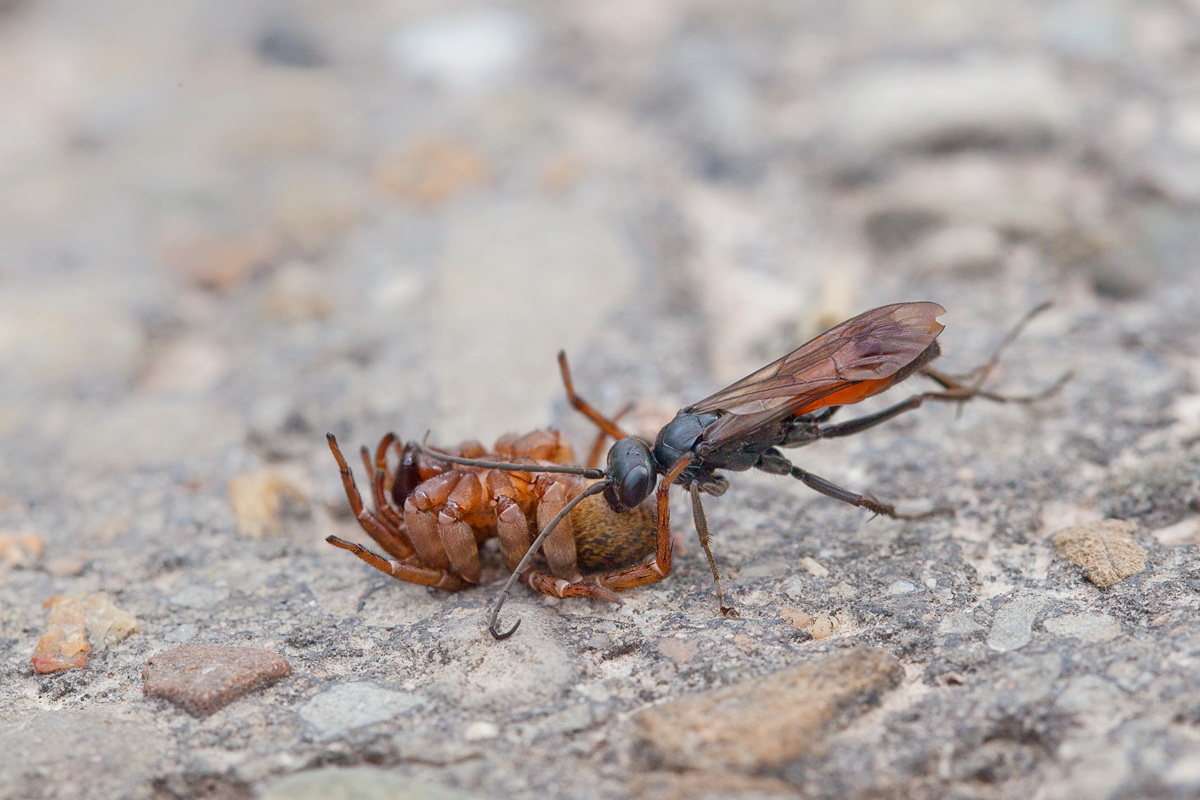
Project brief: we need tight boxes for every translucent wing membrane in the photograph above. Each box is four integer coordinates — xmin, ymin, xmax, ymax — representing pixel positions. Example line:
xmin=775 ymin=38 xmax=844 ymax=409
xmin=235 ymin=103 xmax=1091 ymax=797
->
xmin=688 ymin=302 xmax=946 ymax=449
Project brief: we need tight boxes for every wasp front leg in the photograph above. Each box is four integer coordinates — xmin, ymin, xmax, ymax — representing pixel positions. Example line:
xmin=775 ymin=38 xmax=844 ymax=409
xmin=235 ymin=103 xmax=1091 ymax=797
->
xmin=583 ymin=455 xmax=693 ymax=595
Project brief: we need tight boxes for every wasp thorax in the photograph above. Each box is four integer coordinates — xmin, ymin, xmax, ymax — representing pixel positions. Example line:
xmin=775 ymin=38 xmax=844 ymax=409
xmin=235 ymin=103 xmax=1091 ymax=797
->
xmin=653 ymin=411 xmax=718 ymax=468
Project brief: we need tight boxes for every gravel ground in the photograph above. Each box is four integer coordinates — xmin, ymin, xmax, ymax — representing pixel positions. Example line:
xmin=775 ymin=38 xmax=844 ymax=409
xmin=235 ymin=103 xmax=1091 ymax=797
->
xmin=3 ymin=2 xmax=1200 ymax=799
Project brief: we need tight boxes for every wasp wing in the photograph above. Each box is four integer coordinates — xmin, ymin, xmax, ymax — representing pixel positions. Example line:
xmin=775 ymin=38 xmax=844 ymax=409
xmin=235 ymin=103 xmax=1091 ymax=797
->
xmin=688 ymin=302 xmax=946 ymax=450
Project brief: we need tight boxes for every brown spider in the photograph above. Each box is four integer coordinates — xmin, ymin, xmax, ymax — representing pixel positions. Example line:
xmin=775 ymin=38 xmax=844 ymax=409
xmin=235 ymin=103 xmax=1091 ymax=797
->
xmin=325 ymin=426 xmax=658 ymax=604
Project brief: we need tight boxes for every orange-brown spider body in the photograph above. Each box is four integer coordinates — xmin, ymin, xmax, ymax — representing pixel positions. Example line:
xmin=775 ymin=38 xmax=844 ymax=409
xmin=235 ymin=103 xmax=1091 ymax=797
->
xmin=326 ymin=429 xmax=657 ymax=603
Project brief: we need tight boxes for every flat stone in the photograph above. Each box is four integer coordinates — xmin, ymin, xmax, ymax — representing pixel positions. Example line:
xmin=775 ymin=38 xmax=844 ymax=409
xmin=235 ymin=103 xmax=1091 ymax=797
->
xmin=31 ymin=593 xmax=139 ymax=674
xmin=0 ymin=711 xmax=163 ymax=800
xmin=389 ymin=8 xmax=532 ymax=92
xmin=261 ymin=767 xmax=480 ymax=800
xmin=299 ymin=682 xmax=422 ymax=740
xmin=0 ymin=289 xmax=145 ymax=391
xmin=65 ymin=396 xmax=246 ymax=470
xmin=425 ymin=610 xmax=577 ymax=713
xmin=143 ymin=644 xmax=292 ymax=717
xmin=634 ymin=646 xmax=904 ymax=772
xmin=0 ymin=531 xmax=43 ymax=567
xmin=1044 ymin=612 xmax=1123 ymax=643
xmin=829 ymin=57 xmax=1076 ymax=168
xmin=987 ymin=593 xmax=1047 ymax=652
xmin=1052 ymin=520 xmax=1148 ymax=588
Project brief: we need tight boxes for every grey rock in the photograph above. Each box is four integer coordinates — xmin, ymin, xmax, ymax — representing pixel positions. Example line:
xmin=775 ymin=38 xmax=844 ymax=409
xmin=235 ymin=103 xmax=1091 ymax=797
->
xmin=1043 ymin=612 xmax=1122 ymax=643
xmin=425 ymin=610 xmax=577 ymax=713
xmin=64 ymin=396 xmax=246 ymax=470
xmin=299 ymin=682 xmax=423 ymax=740
xmin=430 ymin=202 xmax=638 ymax=441
xmin=389 ymin=8 xmax=533 ymax=92
xmin=0 ymin=289 xmax=145 ymax=392
xmin=261 ymin=767 xmax=481 ymax=800
xmin=987 ymin=593 xmax=1047 ymax=652
xmin=0 ymin=711 xmax=164 ymax=800
xmin=828 ymin=58 xmax=1076 ymax=169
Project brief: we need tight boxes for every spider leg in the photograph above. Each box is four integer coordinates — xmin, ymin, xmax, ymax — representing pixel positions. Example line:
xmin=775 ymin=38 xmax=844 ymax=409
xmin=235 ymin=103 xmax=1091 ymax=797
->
xmin=584 ymin=402 xmax=634 ymax=469
xmin=325 ymin=535 xmax=469 ymax=590
xmin=558 ymin=351 xmax=628 ymax=441
xmin=521 ymin=570 xmax=619 ymax=603
xmin=360 ymin=437 xmax=405 ymax=533
xmin=327 ymin=433 xmax=415 ymax=560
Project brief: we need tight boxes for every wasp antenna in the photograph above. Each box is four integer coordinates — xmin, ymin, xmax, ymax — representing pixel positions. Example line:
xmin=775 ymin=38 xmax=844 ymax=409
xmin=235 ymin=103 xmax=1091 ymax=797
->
xmin=969 ymin=301 xmax=1054 ymax=391
xmin=419 ymin=443 xmax=605 ymax=479
xmin=489 ymin=616 xmax=520 ymax=640
xmin=487 ymin=480 xmax=609 ymax=640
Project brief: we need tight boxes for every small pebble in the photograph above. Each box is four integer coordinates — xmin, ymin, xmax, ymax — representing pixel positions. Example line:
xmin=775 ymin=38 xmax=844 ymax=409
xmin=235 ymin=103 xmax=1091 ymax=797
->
xmin=375 ymin=138 xmax=492 ymax=207
xmin=799 ymin=557 xmax=829 ymax=577
xmin=32 ymin=593 xmax=139 ymax=674
xmin=299 ymin=682 xmax=421 ymax=739
xmin=261 ymin=767 xmax=480 ymax=800
xmin=1052 ymin=520 xmax=1147 ymax=588
xmin=0 ymin=531 xmax=43 ymax=567
xmin=809 ymin=613 xmax=837 ymax=640
xmin=229 ymin=468 xmax=308 ymax=538
xmin=463 ymin=721 xmax=499 ymax=742
xmin=780 ymin=606 xmax=814 ymax=629
xmin=634 ymin=647 xmax=903 ymax=771
xmin=389 ymin=8 xmax=532 ymax=91
xmin=987 ymin=593 xmax=1047 ymax=652
xmin=143 ymin=644 xmax=292 ymax=717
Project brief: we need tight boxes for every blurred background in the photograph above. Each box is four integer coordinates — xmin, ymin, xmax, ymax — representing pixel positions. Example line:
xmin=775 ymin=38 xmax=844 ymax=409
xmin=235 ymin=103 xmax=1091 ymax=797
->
xmin=3 ymin=2 xmax=1200 ymax=797
xmin=4 ymin=0 xmax=1196 ymax=460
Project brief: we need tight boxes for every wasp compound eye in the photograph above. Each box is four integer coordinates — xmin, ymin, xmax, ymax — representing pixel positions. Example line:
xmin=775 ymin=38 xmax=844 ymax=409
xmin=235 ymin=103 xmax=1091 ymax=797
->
xmin=604 ymin=438 xmax=656 ymax=510
xmin=619 ymin=463 xmax=653 ymax=507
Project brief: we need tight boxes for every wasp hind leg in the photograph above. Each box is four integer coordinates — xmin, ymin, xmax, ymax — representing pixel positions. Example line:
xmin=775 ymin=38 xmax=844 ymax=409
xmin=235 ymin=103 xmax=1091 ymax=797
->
xmin=756 ymin=448 xmax=952 ymax=521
